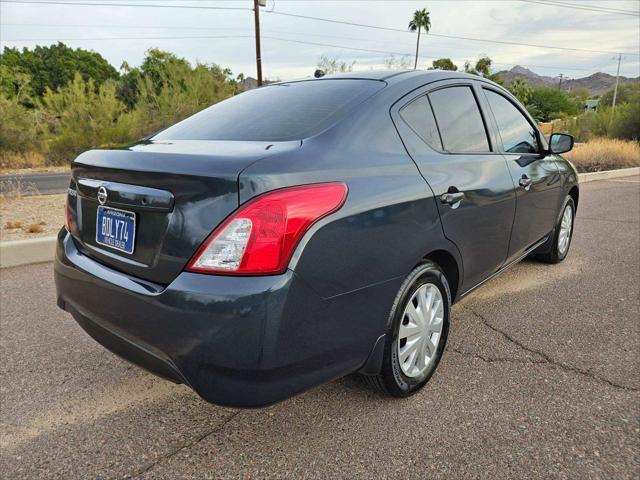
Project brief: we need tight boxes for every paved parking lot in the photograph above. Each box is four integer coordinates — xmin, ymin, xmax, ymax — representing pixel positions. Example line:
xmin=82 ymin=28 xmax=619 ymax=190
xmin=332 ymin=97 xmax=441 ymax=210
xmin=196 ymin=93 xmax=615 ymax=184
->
xmin=1 ymin=177 xmax=638 ymax=479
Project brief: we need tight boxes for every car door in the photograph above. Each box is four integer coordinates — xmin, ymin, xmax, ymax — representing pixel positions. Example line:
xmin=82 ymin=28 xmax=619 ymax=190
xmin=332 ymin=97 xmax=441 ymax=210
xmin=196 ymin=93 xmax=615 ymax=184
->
xmin=392 ymin=80 xmax=516 ymax=292
xmin=479 ymin=87 xmax=563 ymax=261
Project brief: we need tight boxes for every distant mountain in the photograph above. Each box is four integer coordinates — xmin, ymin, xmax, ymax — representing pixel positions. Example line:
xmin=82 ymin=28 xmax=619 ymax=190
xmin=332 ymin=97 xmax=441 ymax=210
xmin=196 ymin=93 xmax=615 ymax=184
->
xmin=237 ymin=76 xmax=277 ymax=91
xmin=564 ymin=72 xmax=638 ymax=95
xmin=238 ymin=76 xmax=259 ymax=91
xmin=498 ymin=66 xmax=555 ymax=88
xmin=495 ymin=65 xmax=639 ymax=95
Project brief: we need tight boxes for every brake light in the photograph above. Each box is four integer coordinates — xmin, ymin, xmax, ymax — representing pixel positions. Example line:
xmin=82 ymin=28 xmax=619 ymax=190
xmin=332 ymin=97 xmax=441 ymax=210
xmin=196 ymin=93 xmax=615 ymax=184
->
xmin=186 ymin=182 xmax=348 ymax=275
xmin=65 ymin=197 xmax=71 ymax=231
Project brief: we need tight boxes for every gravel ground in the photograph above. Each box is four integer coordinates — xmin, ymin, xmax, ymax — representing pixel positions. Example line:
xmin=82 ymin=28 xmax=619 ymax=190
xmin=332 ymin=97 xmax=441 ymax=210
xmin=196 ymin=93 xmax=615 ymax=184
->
xmin=0 ymin=166 xmax=69 ymax=176
xmin=0 ymin=177 xmax=638 ymax=479
xmin=0 ymin=194 xmax=65 ymax=241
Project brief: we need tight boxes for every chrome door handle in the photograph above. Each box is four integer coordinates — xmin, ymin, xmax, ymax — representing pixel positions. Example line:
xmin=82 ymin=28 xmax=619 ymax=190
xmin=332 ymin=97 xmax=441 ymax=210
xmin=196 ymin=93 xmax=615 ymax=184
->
xmin=440 ymin=192 xmax=465 ymax=208
xmin=519 ymin=175 xmax=533 ymax=190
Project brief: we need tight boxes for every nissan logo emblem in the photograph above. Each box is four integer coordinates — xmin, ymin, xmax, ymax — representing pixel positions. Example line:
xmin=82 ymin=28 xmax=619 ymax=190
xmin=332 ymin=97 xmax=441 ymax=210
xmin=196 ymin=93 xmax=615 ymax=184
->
xmin=97 ymin=186 xmax=108 ymax=205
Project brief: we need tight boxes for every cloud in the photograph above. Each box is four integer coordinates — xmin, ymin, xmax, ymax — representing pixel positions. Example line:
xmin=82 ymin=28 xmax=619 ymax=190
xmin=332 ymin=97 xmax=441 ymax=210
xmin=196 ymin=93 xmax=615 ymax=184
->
xmin=1 ymin=0 xmax=638 ymax=79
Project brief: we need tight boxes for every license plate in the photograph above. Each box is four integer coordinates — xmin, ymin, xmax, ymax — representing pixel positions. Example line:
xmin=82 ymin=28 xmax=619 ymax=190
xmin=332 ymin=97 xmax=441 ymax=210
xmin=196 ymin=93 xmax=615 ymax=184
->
xmin=96 ymin=206 xmax=136 ymax=254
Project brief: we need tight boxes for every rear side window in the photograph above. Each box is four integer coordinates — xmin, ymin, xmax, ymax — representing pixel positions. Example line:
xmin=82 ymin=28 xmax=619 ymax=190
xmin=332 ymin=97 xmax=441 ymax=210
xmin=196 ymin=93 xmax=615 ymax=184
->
xmin=428 ymin=86 xmax=490 ymax=153
xmin=154 ymin=80 xmax=384 ymax=142
xmin=484 ymin=89 xmax=539 ymax=154
xmin=400 ymin=95 xmax=443 ymax=151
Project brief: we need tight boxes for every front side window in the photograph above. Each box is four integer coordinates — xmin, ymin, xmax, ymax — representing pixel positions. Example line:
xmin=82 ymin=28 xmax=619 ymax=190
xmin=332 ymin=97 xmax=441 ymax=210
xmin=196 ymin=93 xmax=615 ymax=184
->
xmin=399 ymin=95 xmax=443 ymax=151
xmin=428 ymin=86 xmax=490 ymax=153
xmin=484 ymin=89 xmax=539 ymax=154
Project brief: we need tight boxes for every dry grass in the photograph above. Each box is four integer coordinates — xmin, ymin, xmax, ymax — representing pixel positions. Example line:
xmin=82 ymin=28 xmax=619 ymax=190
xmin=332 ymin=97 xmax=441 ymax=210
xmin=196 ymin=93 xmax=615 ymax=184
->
xmin=4 ymin=221 xmax=23 ymax=230
xmin=27 ymin=223 xmax=45 ymax=233
xmin=0 ymin=193 xmax=65 ymax=240
xmin=0 ymin=178 xmax=40 ymax=200
xmin=0 ymin=151 xmax=48 ymax=170
xmin=0 ymin=165 xmax=69 ymax=175
xmin=565 ymin=138 xmax=640 ymax=173
xmin=538 ymin=122 xmax=555 ymax=136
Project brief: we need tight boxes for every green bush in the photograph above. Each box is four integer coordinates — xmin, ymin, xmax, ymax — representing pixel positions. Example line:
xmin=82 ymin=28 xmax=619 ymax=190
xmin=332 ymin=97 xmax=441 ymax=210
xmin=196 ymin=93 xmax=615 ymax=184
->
xmin=528 ymin=87 xmax=578 ymax=122
xmin=556 ymin=94 xmax=639 ymax=142
xmin=40 ymin=74 xmax=128 ymax=163
xmin=559 ymin=112 xmax=607 ymax=142
xmin=0 ymin=43 xmax=118 ymax=100
xmin=600 ymin=83 xmax=640 ymax=107
xmin=124 ymin=56 xmax=236 ymax=139
xmin=0 ymin=93 xmax=40 ymax=153
xmin=29 ymin=51 xmax=238 ymax=165
xmin=610 ymin=102 xmax=640 ymax=141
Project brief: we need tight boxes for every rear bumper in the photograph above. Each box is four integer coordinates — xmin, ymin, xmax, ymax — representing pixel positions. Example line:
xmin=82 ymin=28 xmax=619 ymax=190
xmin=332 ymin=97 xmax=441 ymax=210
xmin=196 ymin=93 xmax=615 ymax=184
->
xmin=54 ymin=230 xmax=396 ymax=407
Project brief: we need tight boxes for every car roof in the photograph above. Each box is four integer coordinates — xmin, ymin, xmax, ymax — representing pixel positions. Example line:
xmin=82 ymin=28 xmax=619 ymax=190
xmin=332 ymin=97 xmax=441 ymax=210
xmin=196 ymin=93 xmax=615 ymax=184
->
xmin=280 ymin=69 xmax=501 ymax=87
xmin=271 ymin=70 xmax=507 ymax=102
xmin=316 ymin=70 xmax=414 ymax=81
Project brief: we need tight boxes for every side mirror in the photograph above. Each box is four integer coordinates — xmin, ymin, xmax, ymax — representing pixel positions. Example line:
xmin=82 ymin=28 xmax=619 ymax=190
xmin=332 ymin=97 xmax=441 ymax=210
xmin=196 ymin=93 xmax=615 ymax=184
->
xmin=549 ymin=133 xmax=574 ymax=154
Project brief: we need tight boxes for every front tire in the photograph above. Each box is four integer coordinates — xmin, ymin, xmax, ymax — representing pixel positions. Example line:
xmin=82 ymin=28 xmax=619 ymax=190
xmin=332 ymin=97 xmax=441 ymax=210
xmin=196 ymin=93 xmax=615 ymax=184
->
xmin=534 ymin=196 xmax=575 ymax=264
xmin=363 ymin=261 xmax=451 ymax=397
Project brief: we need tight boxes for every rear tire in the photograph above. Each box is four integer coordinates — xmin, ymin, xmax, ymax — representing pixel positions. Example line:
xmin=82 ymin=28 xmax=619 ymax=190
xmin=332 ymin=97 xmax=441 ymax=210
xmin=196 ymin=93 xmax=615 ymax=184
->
xmin=362 ymin=261 xmax=451 ymax=397
xmin=534 ymin=196 xmax=575 ymax=264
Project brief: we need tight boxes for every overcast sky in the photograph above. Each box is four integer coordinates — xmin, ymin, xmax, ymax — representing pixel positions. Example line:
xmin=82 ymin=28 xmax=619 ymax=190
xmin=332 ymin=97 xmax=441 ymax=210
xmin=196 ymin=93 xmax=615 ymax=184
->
xmin=1 ymin=0 xmax=639 ymax=81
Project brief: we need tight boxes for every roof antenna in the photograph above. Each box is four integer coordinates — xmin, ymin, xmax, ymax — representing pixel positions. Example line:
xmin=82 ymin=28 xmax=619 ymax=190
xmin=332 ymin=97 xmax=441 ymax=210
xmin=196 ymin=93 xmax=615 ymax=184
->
xmin=314 ymin=69 xmax=325 ymax=78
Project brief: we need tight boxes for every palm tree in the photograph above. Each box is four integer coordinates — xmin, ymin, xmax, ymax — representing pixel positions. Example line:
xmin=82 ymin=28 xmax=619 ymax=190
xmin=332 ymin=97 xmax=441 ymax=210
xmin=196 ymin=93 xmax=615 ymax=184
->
xmin=408 ymin=8 xmax=431 ymax=70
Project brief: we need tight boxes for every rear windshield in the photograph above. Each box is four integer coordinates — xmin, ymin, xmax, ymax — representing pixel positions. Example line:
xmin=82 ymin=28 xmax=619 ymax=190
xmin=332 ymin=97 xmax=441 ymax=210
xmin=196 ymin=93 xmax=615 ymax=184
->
xmin=153 ymin=79 xmax=384 ymax=142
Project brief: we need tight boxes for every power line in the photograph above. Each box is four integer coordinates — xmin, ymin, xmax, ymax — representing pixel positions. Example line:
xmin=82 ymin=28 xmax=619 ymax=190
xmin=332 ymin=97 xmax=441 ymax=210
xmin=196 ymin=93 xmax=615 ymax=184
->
xmin=0 ymin=32 xmax=614 ymax=74
xmin=5 ymin=22 xmax=639 ymax=73
xmin=548 ymin=0 xmax=639 ymax=15
xmin=280 ymin=41 xmax=598 ymax=73
xmin=265 ymin=36 xmax=606 ymax=73
xmin=3 ymin=34 xmax=254 ymax=41
xmin=3 ymin=0 xmax=638 ymax=56
xmin=263 ymin=10 xmax=640 ymax=56
xmin=1 ymin=22 xmax=249 ymax=30
xmin=0 ymin=0 xmax=252 ymax=10
xmin=519 ymin=0 xmax=640 ymax=16
xmin=0 ymin=22 xmax=600 ymax=62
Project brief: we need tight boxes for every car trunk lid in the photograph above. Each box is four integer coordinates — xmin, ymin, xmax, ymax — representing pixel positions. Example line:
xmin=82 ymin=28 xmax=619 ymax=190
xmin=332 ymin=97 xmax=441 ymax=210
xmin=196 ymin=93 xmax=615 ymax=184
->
xmin=66 ymin=140 xmax=301 ymax=284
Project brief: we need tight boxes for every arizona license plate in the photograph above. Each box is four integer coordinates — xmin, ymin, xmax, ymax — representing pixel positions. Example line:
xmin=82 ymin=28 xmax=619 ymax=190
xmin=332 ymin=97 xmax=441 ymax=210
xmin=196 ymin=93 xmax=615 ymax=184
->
xmin=96 ymin=206 xmax=136 ymax=254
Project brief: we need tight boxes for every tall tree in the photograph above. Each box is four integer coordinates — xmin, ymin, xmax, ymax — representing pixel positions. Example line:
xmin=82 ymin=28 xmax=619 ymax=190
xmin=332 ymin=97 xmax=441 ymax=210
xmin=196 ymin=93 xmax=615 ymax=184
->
xmin=430 ymin=58 xmax=457 ymax=71
xmin=408 ymin=8 xmax=431 ymax=70
xmin=464 ymin=56 xmax=503 ymax=84
xmin=0 ymin=43 xmax=118 ymax=99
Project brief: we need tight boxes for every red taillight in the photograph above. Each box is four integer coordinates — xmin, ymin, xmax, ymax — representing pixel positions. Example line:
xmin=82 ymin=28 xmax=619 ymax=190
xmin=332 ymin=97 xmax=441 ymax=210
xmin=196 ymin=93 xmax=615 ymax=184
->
xmin=65 ymin=197 xmax=71 ymax=231
xmin=186 ymin=182 xmax=348 ymax=275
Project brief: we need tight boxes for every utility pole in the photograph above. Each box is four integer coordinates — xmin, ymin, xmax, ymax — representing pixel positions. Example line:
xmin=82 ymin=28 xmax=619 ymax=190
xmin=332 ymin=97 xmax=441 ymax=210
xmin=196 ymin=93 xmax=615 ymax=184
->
xmin=611 ymin=54 xmax=622 ymax=113
xmin=557 ymin=73 xmax=564 ymax=90
xmin=253 ymin=0 xmax=263 ymax=86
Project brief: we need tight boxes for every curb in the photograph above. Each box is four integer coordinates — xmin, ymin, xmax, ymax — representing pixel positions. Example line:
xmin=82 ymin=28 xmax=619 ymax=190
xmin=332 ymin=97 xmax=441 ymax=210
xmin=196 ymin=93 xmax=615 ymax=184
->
xmin=578 ymin=167 xmax=639 ymax=183
xmin=0 ymin=236 xmax=57 ymax=268
xmin=1 ymin=167 xmax=638 ymax=269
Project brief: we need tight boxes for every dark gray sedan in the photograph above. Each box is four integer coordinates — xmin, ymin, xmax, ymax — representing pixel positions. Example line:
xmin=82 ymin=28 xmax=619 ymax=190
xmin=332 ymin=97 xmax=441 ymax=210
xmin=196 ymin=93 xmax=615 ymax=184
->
xmin=55 ymin=70 xmax=578 ymax=407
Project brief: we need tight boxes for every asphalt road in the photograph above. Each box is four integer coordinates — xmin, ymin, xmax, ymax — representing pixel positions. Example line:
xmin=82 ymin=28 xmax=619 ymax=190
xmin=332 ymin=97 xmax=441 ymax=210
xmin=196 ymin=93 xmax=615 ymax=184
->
xmin=1 ymin=177 xmax=638 ymax=479
xmin=0 ymin=172 xmax=70 ymax=196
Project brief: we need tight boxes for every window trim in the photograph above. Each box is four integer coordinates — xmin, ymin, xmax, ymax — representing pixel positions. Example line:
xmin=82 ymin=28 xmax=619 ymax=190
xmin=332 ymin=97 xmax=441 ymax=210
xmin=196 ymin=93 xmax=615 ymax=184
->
xmin=398 ymin=94 xmax=445 ymax=153
xmin=390 ymin=78 xmax=516 ymax=157
xmin=481 ymin=86 xmax=544 ymax=156
xmin=426 ymin=83 xmax=495 ymax=155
